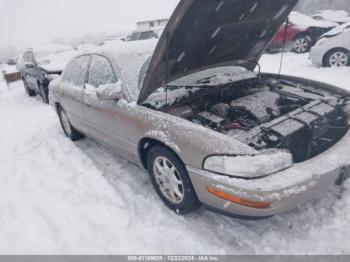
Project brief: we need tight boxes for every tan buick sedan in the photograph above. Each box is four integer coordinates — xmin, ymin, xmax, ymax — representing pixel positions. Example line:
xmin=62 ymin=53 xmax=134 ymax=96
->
xmin=49 ymin=0 xmax=350 ymax=218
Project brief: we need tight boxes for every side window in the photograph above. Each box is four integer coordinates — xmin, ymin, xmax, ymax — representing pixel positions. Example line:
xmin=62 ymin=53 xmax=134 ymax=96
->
xmin=62 ymin=56 xmax=90 ymax=87
xmin=88 ymin=55 xmax=117 ymax=88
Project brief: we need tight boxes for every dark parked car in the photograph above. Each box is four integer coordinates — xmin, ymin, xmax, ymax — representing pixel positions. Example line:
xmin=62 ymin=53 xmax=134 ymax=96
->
xmin=20 ymin=45 xmax=77 ymax=103
xmin=126 ymin=30 xmax=161 ymax=42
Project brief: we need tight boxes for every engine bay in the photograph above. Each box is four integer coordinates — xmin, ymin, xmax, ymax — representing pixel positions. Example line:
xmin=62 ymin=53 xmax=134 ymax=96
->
xmin=161 ymin=76 xmax=350 ymax=163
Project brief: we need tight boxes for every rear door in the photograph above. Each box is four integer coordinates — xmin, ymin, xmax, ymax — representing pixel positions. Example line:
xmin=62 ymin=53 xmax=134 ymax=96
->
xmin=59 ymin=55 xmax=91 ymax=133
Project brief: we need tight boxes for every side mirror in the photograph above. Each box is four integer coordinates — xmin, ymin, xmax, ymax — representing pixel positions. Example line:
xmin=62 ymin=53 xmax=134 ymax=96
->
xmin=96 ymin=82 xmax=124 ymax=101
xmin=24 ymin=62 xmax=34 ymax=69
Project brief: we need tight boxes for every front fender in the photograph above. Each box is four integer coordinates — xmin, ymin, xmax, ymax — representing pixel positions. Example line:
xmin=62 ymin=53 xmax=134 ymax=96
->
xmin=131 ymin=105 xmax=258 ymax=169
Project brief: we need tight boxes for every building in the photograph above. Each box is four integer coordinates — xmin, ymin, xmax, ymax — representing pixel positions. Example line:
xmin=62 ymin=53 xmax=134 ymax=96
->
xmin=136 ymin=18 xmax=169 ymax=31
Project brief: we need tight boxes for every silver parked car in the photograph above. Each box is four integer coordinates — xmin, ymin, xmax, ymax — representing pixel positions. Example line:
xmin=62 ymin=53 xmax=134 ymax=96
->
xmin=310 ymin=22 xmax=350 ymax=67
xmin=49 ymin=0 xmax=350 ymax=218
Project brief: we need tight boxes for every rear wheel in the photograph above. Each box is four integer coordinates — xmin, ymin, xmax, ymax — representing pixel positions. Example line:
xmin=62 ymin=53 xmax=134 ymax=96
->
xmin=324 ymin=49 xmax=350 ymax=67
xmin=58 ymin=106 xmax=83 ymax=141
xmin=147 ymin=146 xmax=200 ymax=215
xmin=23 ymin=78 xmax=36 ymax=97
xmin=293 ymin=35 xmax=312 ymax=53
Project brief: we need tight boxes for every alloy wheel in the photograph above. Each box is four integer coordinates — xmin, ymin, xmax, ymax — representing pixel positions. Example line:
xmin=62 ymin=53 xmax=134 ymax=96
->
xmin=329 ymin=52 xmax=348 ymax=67
xmin=294 ymin=37 xmax=309 ymax=53
xmin=153 ymin=156 xmax=184 ymax=204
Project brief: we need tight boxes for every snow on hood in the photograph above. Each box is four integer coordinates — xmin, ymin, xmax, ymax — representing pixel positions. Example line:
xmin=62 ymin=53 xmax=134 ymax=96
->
xmin=138 ymin=0 xmax=299 ymax=104
xmin=313 ymin=10 xmax=350 ymax=24
xmin=289 ymin=11 xmax=338 ymax=28
xmin=322 ymin=21 xmax=350 ymax=37
xmin=33 ymin=44 xmax=77 ymax=73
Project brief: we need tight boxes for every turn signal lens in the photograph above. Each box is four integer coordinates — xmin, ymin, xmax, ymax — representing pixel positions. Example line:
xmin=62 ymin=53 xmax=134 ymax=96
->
xmin=207 ymin=187 xmax=271 ymax=209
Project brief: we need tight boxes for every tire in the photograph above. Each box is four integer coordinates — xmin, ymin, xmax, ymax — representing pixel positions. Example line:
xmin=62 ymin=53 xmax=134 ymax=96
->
xmin=324 ymin=48 xmax=350 ymax=67
xmin=58 ymin=106 xmax=84 ymax=141
xmin=293 ymin=35 xmax=312 ymax=54
xmin=38 ymin=82 xmax=49 ymax=104
xmin=147 ymin=146 xmax=200 ymax=215
xmin=23 ymin=78 xmax=36 ymax=97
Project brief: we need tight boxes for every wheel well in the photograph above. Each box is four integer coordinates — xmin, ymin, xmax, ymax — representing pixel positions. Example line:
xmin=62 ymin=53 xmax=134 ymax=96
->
xmin=138 ymin=138 xmax=182 ymax=170
xmin=323 ymin=47 xmax=350 ymax=66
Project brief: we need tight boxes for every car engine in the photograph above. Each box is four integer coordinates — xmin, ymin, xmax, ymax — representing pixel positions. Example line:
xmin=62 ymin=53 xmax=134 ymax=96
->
xmin=163 ymin=77 xmax=350 ymax=162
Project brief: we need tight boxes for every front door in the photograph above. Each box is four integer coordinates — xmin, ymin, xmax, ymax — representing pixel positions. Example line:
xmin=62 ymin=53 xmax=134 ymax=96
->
xmin=83 ymin=55 xmax=135 ymax=159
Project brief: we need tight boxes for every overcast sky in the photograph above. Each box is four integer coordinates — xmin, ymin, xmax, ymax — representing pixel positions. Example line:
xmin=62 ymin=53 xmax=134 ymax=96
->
xmin=0 ymin=0 xmax=180 ymax=50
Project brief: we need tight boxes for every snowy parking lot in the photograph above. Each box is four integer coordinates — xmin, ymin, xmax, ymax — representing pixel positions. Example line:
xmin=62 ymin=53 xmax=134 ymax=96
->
xmin=1 ymin=53 xmax=350 ymax=255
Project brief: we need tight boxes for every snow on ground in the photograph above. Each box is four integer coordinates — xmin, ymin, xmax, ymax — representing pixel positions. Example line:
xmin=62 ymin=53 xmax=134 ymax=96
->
xmin=260 ymin=52 xmax=350 ymax=91
xmin=0 ymin=54 xmax=350 ymax=255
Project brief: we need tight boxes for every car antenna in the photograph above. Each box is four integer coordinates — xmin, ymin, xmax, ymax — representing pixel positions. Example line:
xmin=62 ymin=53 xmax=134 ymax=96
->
xmin=165 ymin=31 xmax=170 ymax=105
xmin=278 ymin=17 xmax=289 ymax=77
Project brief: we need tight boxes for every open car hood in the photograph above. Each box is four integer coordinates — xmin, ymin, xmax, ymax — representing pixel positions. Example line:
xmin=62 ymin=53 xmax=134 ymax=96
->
xmin=138 ymin=0 xmax=298 ymax=104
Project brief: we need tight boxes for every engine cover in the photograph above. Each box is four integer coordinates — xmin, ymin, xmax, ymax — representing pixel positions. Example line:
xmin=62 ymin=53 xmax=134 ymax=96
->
xmin=230 ymin=91 xmax=281 ymax=123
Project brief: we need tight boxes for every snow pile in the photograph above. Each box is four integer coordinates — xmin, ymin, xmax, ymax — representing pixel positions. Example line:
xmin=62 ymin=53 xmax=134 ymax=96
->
xmin=323 ymin=21 xmax=350 ymax=37
xmin=260 ymin=52 xmax=350 ymax=92
xmin=1 ymin=64 xmax=18 ymax=74
xmin=289 ymin=11 xmax=337 ymax=28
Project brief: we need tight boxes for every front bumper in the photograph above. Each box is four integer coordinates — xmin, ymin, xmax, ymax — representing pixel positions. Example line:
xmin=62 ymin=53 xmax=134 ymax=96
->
xmin=187 ymin=130 xmax=350 ymax=218
xmin=310 ymin=46 xmax=326 ymax=67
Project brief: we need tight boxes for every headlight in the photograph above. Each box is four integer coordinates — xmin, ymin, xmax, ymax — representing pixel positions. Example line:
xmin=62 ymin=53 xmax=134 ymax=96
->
xmin=203 ymin=150 xmax=293 ymax=179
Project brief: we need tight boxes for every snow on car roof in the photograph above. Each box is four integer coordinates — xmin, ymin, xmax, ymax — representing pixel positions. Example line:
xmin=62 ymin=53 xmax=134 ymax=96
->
xmin=289 ymin=11 xmax=338 ymax=28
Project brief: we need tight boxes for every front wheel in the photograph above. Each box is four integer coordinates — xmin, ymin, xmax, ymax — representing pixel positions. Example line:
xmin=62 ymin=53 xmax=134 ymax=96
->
xmin=293 ymin=35 xmax=312 ymax=53
xmin=58 ymin=106 xmax=83 ymax=141
xmin=324 ymin=49 xmax=350 ymax=67
xmin=147 ymin=146 xmax=200 ymax=215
